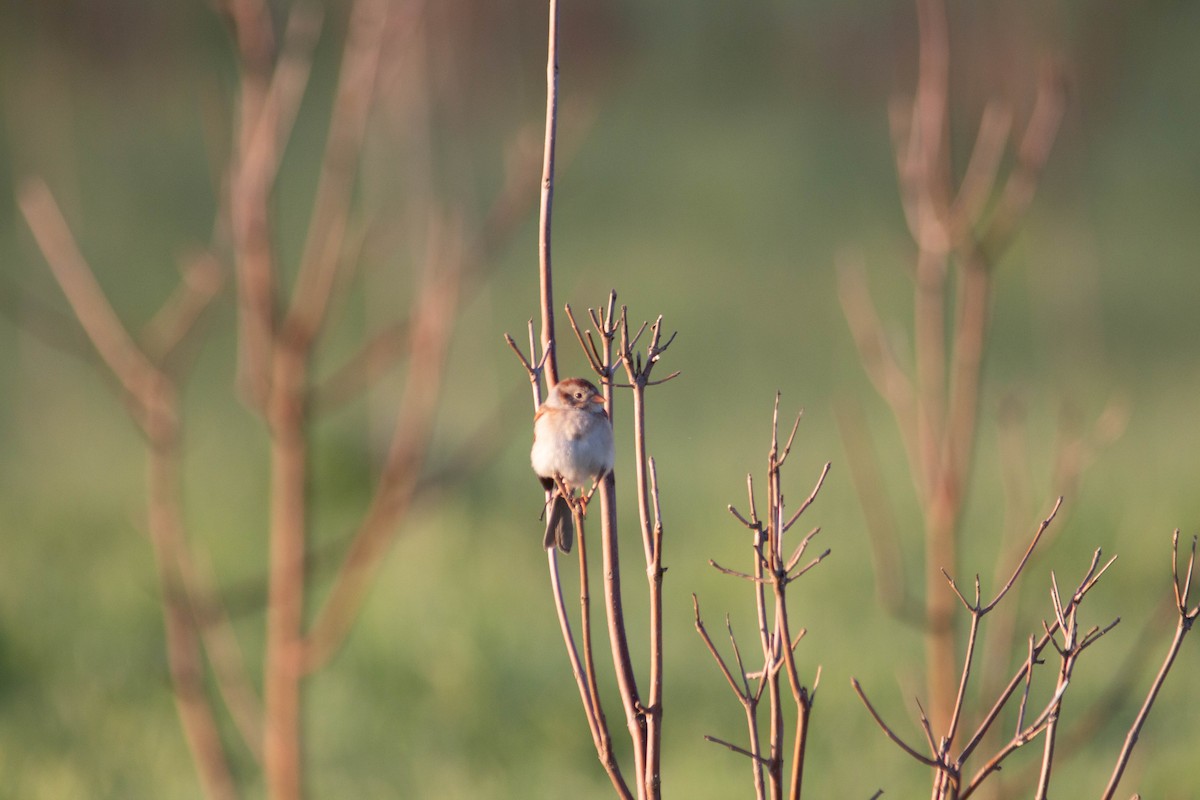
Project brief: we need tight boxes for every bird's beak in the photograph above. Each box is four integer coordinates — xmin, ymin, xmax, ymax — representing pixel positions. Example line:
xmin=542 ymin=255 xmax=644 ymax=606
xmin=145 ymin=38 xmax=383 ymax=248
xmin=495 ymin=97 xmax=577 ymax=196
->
xmin=591 ymin=394 xmax=605 ymax=405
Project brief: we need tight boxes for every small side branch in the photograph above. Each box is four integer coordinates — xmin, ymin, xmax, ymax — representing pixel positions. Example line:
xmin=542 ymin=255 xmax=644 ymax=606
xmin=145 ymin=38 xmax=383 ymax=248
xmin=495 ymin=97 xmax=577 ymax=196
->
xmin=851 ymin=678 xmax=939 ymax=769
xmin=17 ymin=179 xmax=164 ymax=424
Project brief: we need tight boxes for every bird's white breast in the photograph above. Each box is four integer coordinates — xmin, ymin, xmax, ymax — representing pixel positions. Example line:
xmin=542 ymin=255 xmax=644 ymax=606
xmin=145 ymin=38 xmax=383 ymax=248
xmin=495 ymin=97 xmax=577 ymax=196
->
xmin=531 ymin=407 xmax=614 ymax=487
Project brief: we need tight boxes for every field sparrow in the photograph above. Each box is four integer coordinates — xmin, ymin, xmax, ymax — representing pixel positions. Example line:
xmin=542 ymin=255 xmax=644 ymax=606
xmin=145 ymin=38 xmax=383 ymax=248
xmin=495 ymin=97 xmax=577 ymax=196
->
xmin=531 ymin=377 xmax=615 ymax=552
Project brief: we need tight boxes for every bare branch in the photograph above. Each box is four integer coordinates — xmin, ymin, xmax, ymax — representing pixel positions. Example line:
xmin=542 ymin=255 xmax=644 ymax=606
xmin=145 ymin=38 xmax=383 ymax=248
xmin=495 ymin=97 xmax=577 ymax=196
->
xmin=981 ymin=64 xmax=1066 ymax=257
xmin=940 ymin=568 xmax=974 ymax=611
xmin=949 ymin=100 xmax=1012 ymax=235
xmin=704 ymin=735 xmax=771 ymax=765
xmin=140 ymin=252 xmax=226 ymax=368
xmin=851 ymin=678 xmax=939 ymax=768
xmin=787 ymin=549 xmax=831 ymax=583
xmin=709 ymin=560 xmax=768 ymax=583
xmin=984 ymin=497 xmax=1063 ymax=613
xmin=572 ymin=507 xmax=622 ymax=779
xmin=957 ymin=623 xmax=1058 ymax=765
xmin=782 ymin=462 xmax=831 ymax=533
xmin=1102 ymin=533 xmax=1200 ymax=800
xmin=836 ymin=258 xmax=920 ymax=469
xmin=777 ymin=406 xmax=804 ymax=468
xmin=913 ymin=696 xmax=939 ymax=759
xmin=745 ymin=473 xmax=760 ymax=527
xmin=784 ymin=527 xmax=821 ymax=573
xmin=728 ymin=505 xmax=757 ymax=531
xmin=547 ymin=547 xmax=631 ymax=797
xmin=727 ymin=616 xmax=754 ymax=698
xmin=288 ymin=0 xmax=389 ymax=341
xmin=693 ymin=596 xmax=749 ymax=702
xmin=564 ymin=303 xmax=606 ymax=376
xmin=18 ymin=179 xmax=164 ymax=423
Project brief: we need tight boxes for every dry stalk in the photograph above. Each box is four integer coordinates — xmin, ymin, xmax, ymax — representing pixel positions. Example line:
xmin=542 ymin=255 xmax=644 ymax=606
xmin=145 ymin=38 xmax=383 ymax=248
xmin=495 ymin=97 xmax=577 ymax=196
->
xmin=538 ymin=0 xmax=562 ymax=388
xmin=696 ymin=396 xmax=828 ymax=799
xmin=839 ymin=0 xmax=1065 ymax=731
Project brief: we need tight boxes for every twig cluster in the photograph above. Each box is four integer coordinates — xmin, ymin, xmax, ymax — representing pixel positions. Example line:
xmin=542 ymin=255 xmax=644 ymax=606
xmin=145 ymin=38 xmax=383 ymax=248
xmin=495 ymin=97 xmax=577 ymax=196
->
xmin=508 ymin=294 xmax=678 ymax=800
xmin=693 ymin=396 xmax=830 ymax=800
xmin=853 ymin=499 xmax=1105 ymax=798
xmin=854 ymin=503 xmax=1200 ymax=799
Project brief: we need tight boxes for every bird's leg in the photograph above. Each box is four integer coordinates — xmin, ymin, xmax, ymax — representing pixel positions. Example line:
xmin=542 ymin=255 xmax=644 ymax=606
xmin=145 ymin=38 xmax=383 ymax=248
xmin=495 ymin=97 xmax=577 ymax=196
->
xmin=580 ymin=477 xmax=603 ymax=516
xmin=553 ymin=473 xmax=575 ymax=506
xmin=540 ymin=473 xmax=570 ymax=522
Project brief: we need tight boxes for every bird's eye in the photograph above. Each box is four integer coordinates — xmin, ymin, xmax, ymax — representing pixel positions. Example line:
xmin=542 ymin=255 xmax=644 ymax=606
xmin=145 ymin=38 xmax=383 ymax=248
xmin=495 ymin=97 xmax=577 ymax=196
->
xmin=574 ymin=392 xmax=584 ymax=399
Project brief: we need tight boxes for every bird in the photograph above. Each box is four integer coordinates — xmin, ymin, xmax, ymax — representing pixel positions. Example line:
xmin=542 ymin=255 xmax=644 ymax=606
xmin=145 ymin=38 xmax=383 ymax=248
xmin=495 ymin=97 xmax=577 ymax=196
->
xmin=530 ymin=377 xmax=615 ymax=552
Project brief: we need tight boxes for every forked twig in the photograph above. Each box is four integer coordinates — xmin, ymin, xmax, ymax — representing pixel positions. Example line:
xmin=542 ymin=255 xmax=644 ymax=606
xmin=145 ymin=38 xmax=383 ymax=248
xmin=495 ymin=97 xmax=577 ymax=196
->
xmin=852 ymin=678 xmax=939 ymax=769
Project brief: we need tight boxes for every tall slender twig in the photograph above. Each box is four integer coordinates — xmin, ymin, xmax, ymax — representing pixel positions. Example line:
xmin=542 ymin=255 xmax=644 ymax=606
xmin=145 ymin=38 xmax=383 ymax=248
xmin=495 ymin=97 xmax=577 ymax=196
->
xmin=538 ymin=0 xmax=561 ymax=387
xmin=1101 ymin=533 xmax=1200 ymax=800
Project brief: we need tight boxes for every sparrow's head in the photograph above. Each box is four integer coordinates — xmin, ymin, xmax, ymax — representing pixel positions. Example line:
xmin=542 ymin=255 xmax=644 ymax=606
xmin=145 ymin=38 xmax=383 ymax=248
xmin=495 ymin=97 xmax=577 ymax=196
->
xmin=549 ymin=377 xmax=606 ymax=412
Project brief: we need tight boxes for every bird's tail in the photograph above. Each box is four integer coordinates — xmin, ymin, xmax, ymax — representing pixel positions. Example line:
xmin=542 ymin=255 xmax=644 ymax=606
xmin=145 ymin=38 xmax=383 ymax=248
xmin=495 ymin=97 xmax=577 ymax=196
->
xmin=543 ymin=492 xmax=574 ymax=553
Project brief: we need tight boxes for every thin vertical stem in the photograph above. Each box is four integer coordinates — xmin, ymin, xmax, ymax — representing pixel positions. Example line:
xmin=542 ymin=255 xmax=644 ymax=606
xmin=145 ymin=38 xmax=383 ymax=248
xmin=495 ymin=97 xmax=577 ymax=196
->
xmin=767 ymin=661 xmax=784 ymax=800
xmin=776 ymin=583 xmax=809 ymax=799
xmin=1034 ymin=658 xmax=1070 ymax=800
xmin=546 ymin=546 xmax=634 ymax=800
xmin=1103 ymin=534 xmax=1197 ymax=799
xmin=644 ymin=457 xmax=665 ymax=799
xmin=914 ymin=248 xmax=948 ymax=494
xmin=944 ymin=260 xmax=991 ymax=493
xmin=263 ymin=341 xmax=309 ymax=800
xmin=538 ymin=0 xmax=560 ymax=386
xmin=631 ymin=384 xmax=655 ymax=565
xmin=945 ymin=610 xmax=983 ymax=750
xmin=148 ymin=405 xmax=239 ymax=800
xmin=1100 ymin=619 xmax=1188 ymax=799
xmin=746 ymin=703 xmax=767 ymax=800
xmin=791 ymin=702 xmax=810 ymax=799
xmin=576 ymin=509 xmax=606 ymax=750
xmin=599 ymin=448 xmax=647 ymax=797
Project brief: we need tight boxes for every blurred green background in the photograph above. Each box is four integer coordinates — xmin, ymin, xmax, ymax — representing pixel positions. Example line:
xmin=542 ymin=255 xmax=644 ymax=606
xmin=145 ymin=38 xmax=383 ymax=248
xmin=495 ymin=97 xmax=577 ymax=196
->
xmin=2 ymin=0 xmax=1200 ymax=797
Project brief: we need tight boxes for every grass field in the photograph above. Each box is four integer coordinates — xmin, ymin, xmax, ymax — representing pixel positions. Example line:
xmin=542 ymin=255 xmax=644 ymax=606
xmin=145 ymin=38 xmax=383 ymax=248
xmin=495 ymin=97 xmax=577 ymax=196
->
xmin=2 ymin=1 xmax=1199 ymax=797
